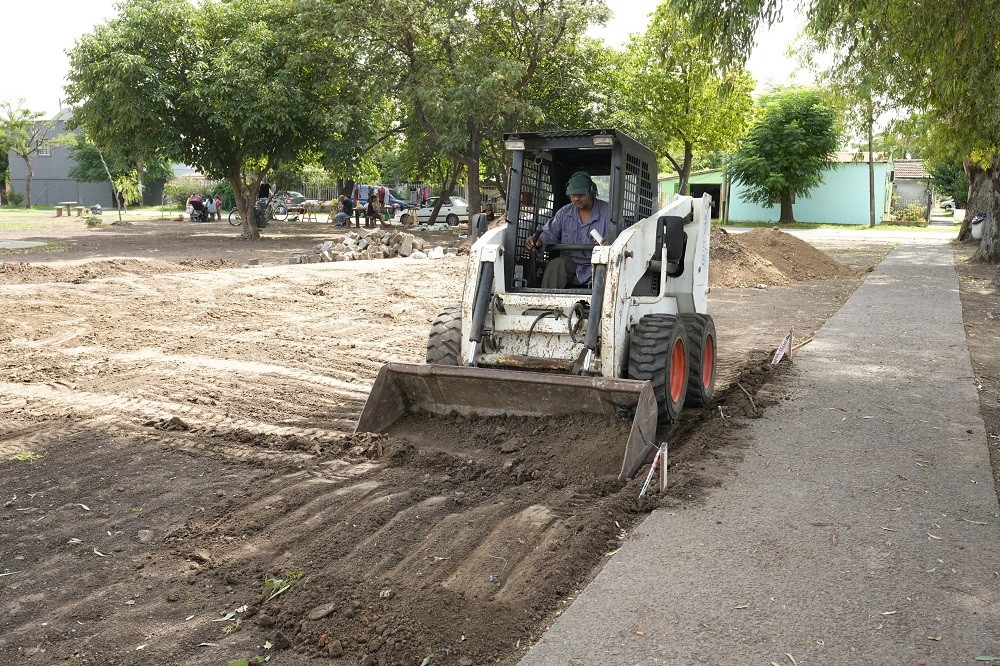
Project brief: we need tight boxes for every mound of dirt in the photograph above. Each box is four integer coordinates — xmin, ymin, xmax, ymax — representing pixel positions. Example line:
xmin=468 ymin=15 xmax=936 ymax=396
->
xmin=0 ymin=258 xmax=242 ymax=285
xmin=710 ymin=227 xmax=855 ymax=288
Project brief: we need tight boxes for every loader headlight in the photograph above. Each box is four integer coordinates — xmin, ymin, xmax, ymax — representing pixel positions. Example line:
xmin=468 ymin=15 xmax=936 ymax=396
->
xmin=592 ymin=134 xmax=614 ymax=147
xmin=504 ymin=139 xmax=525 ymax=151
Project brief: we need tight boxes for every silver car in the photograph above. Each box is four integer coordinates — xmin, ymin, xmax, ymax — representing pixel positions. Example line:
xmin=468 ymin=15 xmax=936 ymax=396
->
xmin=398 ymin=196 xmax=469 ymax=226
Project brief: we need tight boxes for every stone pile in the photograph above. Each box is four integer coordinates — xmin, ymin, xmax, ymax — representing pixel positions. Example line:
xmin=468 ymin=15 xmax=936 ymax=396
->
xmin=288 ymin=229 xmax=459 ymax=264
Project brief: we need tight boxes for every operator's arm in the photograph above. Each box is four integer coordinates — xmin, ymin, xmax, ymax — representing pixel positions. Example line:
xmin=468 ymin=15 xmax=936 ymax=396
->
xmin=525 ymin=210 xmax=564 ymax=251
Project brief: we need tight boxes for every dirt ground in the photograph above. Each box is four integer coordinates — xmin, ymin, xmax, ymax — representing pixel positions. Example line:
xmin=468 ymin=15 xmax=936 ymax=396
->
xmin=1 ymin=211 xmax=993 ymax=666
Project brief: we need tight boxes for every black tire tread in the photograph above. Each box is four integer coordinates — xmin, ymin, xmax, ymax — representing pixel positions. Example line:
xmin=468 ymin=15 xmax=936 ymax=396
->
xmin=426 ymin=305 xmax=462 ymax=365
xmin=679 ymin=313 xmax=716 ymax=407
xmin=628 ymin=313 xmax=687 ymax=422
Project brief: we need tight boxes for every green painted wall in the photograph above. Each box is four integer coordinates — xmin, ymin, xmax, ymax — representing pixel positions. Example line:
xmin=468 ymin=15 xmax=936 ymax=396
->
xmin=728 ymin=161 xmax=891 ymax=225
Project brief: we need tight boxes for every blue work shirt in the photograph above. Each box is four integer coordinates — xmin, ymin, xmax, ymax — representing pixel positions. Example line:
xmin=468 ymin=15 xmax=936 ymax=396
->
xmin=537 ymin=198 xmax=612 ymax=284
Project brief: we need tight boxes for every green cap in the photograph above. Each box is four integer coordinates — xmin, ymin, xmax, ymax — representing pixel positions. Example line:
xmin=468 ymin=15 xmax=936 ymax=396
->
xmin=566 ymin=171 xmax=593 ymax=195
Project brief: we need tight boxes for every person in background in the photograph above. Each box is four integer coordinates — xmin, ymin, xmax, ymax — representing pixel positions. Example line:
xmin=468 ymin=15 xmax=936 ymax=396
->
xmin=333 ymin=194 xmax=351 ymax=227
xmin=365 ymin=195 xmax=382 ymax=228
xmin=214 ymin=196 xmax=222 ymax=220
xmin=205 ymin=195 xmax=217 ymax=221
xmin=484 ymin=203 xmax=496 ymax=222
xmin=187 ymin=193 xmax=206 ymax=221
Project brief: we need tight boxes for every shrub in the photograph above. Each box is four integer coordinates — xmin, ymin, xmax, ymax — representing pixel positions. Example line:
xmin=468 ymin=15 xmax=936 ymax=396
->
xmin=163 ymin=177 xmax=206 ymax=209
xmin=7 ymin=191 xmax=24 ymax=207
xmin=895 ymin=203 xmax=928 ymax=226
xmin=84 ymin=215 xmax=105 ymax=228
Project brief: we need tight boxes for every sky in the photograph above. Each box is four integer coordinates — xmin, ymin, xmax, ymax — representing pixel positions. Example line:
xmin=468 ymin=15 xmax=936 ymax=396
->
xmin=1 ymin=0 xmax=811 ymax=118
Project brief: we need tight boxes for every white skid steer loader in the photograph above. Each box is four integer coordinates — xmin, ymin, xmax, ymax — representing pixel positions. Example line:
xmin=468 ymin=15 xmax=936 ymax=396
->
xmin=357 ymin=129 xmax=716 ymax=480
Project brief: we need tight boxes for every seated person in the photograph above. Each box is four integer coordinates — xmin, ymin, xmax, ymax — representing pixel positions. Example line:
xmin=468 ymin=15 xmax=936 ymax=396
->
xmin=333 ymin=195 xmax=352 ymax=226
xmin=365 ymin=197 xmax=382 ymax=228
xmin=524 ymin=171 xmax=614 ymax=289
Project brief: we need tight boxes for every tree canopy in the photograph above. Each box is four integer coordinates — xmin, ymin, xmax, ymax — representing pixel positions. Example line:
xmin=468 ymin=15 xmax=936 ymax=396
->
xmin=607 ymin=5 xmax=755 ymax=195
xmin=727 ymin=87 xmax=840 ymax=223
xmin=672 ymin=0 xmax=1000 ymax=259
xmin=332 ymin=0 xmax=610 ymax=218
xmin=65 ymin=0 xmax=376 ymax=237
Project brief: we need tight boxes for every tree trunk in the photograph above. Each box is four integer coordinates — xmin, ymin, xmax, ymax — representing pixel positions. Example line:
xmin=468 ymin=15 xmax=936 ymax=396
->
xmin=229 ymin=175 xmax=261 ymax=241
xmin=95 ymin=148 xmax=122 ymax=222
xmin=467 ymin=125 xmax=482 ymax=214
xmin=972 ymin=155 xmax=1000 ymax=263
xmin=22 ymin=156 xmax=33 ymax=208
xmin=677 ymin=142 xmax=694 ymax=196
xmin=959 ymin=158 xmax=992 ymax=241
xmin=778 ymin=190 xmax=795 ymax=223
xmin=429 ymin=161 xmax=464 ymax=224
xmin=867 ymin=124 xmax=876 ymax=228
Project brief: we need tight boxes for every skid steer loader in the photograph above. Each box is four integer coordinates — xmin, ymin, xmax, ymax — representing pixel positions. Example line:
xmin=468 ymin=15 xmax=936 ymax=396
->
xmin=357 ymin=129 xmax=716 ymax=480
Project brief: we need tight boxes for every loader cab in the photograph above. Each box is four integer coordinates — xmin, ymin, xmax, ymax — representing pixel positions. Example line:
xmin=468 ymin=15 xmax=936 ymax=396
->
xmin=503 ymin=129 xmax=657 ymax=293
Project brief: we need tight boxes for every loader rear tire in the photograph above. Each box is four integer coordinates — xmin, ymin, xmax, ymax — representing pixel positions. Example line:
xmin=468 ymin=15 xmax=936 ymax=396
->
xmin=680 ymin=313 xmax=716 ymax=407
xmin=628 ymin=314 xmax=688 ymax=422
xmin=426 ymin=305 xmax=462 ymax=365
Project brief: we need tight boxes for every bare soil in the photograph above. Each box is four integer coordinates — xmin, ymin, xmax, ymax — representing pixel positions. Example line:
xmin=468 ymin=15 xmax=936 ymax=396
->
xmin=6 ymin=212 xmax=982 ymax=666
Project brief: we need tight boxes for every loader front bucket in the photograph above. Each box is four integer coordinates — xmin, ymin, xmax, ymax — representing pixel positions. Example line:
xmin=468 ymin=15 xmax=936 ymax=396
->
xmin=356 ymin=362 xmax=660 ymax=480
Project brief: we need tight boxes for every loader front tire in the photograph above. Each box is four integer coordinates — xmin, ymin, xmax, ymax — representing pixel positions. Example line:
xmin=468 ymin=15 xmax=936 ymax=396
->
xmin=628 ymin=314 xmax=688 ymax=422
xmin=680 ymin=313 xmax=716 ymax=407
xmin=426 ymin=305 xmax=462 ymax=365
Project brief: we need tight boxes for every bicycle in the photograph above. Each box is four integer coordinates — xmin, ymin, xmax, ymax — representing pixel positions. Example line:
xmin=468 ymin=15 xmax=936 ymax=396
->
xmin=228 ymin=195 xmax=289 ymax=226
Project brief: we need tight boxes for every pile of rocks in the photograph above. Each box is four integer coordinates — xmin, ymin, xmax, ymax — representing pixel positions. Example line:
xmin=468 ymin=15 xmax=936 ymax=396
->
xmin=288 ymin=229 xmax=459 ymax=264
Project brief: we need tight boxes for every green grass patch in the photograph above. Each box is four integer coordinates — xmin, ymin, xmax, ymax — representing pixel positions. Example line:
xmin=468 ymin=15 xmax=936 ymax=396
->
xmin=0 ymin=241 xmax=68 ymax=255
xmin=722 ymin=220 xmax=958 ymax=233
xmin=11 ymin=451 xmax=43 ymax=462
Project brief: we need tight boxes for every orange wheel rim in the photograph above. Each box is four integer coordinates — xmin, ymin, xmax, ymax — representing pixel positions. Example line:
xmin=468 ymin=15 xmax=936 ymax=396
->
xmin=702 ymin=334 xmax=715 ymax=389
xmin=669 ymin=339 xmax=686 ymax=402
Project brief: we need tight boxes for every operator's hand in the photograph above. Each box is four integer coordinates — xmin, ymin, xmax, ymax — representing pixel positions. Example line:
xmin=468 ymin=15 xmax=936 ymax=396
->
xmin=525 ymin=235 xmax=538 ymax=251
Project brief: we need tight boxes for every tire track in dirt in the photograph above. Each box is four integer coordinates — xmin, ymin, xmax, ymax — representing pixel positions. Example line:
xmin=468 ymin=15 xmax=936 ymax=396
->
xmin=0 ymin=241 xmax=883 ymax=665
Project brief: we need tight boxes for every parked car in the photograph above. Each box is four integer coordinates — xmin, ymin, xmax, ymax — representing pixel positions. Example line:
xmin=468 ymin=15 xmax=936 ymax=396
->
xmin=354 ymin=184 xmax=408 ymax=212
xmin=278 ymin=191 xmax=307 ymax=206
xmin=939 ymin=198 xmax=956 ymax=211
xmin=398 ymin=196 xmax=470 ymax=226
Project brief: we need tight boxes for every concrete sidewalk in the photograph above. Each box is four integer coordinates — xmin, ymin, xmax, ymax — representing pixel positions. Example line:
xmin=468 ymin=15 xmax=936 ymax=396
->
xmin=522 ymin=244 xmax=1000 ymax=664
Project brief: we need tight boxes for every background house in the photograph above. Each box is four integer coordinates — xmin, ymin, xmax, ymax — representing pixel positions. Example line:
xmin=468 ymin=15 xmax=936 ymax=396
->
xmin=727 ymin=153 xmax=892 ymax=225
xmin=890 ymin=158 xmax=933 ymax=211
xmin=7 ymin=111 xmax=164 ymax=207
xmin=658 ymin=169 xmax=724 ymax=219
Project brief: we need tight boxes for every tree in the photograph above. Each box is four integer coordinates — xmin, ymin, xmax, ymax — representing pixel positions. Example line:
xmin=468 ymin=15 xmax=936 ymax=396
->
xmin=0 ymin=101 xmax=66 ymax=208
xmin=610 ymin=6 xmax=755 ymax=195
xmin=929 ymin=163 xmax=969 ymax=208
xmin=339 ymin=0 xmax=609 ymax=221
xmin=803 ymin=15 xmax=894 ymax=228
xmin=727 ymin=87 xmax=840 ymax=223
xmin=671 ymin=0 xmax=1000 ymax=261
xmin=68 ymin=135 xmax=172 ymax=212
xmin=65 ymin=0 xmax=374 ymax=239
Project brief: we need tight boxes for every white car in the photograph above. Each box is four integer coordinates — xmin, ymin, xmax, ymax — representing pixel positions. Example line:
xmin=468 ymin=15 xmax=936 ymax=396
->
xmin=397 ymin=196 xmax=469 ymax=226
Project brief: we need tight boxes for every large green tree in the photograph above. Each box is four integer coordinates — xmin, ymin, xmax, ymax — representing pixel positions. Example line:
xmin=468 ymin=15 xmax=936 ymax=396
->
xmin=672 ymin=0 xmax=1000 ymax=260
xmin=65 ymin=0 xmax=374 ymax=238
xmin=728 ymin=87 xmax=840 ymax=223
xmin=610 ymin=5 xmax=755 ymax=195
